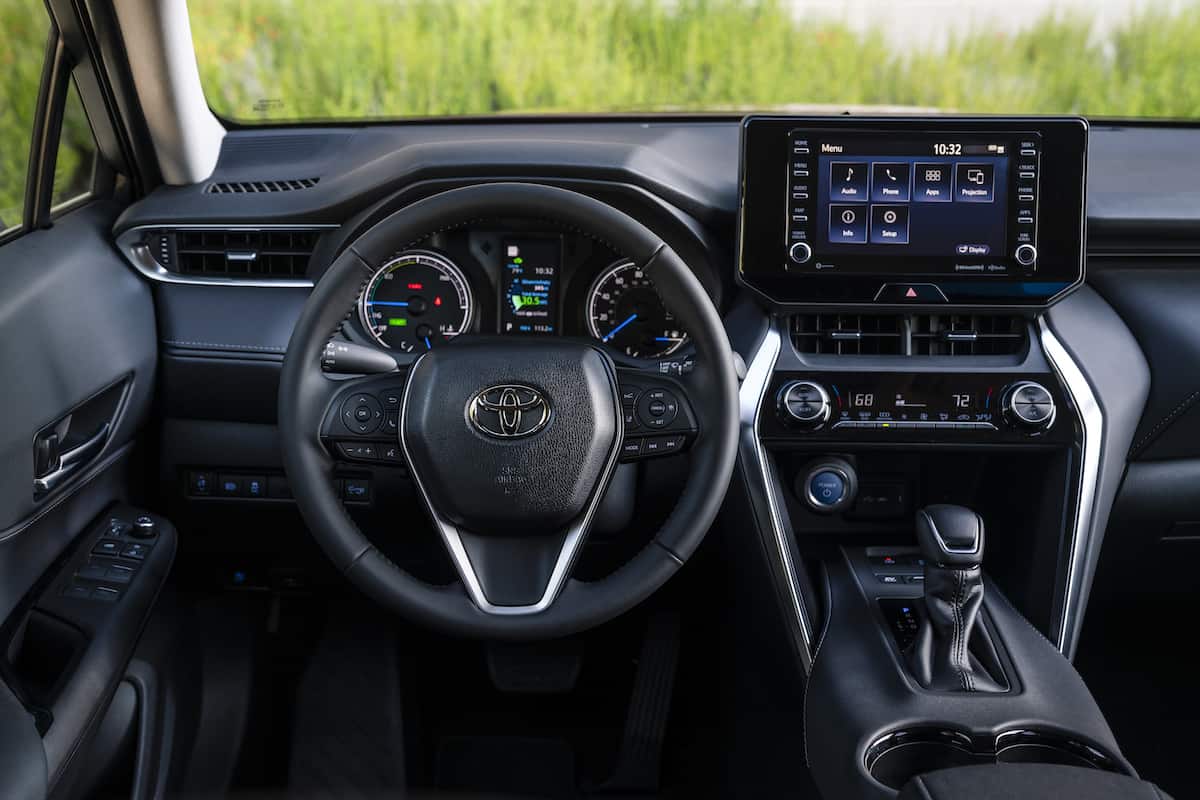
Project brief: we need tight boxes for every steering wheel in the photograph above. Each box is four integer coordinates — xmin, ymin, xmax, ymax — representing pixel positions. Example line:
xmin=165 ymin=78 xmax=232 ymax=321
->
xmin=279 ymin=183 xmax=738 ymax=639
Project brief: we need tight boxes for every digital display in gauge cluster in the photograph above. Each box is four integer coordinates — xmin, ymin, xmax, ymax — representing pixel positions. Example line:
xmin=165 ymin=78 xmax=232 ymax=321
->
xmin=500 ymin=238 xmax=561 ymax=335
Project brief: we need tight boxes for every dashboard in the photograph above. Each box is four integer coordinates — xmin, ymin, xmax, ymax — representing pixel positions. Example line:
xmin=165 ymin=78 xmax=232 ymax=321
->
xmin=348 ymin=223 xmax=691 ymax=361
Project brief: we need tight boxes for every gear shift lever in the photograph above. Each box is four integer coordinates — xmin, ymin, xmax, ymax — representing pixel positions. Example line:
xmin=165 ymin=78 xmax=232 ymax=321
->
xmin=907 ymin=504 xmax=1004 ymax=692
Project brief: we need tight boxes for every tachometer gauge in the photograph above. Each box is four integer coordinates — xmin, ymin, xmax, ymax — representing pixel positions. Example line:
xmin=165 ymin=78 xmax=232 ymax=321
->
xmin=587 ymin=260 xmax=688 ymax=358
xmin=359 ymin=251 xmax=473 ymax=352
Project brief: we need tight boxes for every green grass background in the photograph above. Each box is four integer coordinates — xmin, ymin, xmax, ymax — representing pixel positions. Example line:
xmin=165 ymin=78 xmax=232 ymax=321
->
xmin=4 ymin=0 xmax=1200 ymax=223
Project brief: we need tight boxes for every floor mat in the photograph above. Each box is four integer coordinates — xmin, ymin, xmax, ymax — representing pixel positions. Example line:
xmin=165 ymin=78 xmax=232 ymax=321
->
xmin=286 ymin=607 xmax=406 ymax=799
xmin=435 ymin=735 xmax=576 ymax=798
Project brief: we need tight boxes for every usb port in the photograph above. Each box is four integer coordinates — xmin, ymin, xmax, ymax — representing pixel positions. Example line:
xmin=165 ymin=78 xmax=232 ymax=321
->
xmin=1020 ymin=148 xmax=1036 ymax=155
xmin=1018 ymin=194 xmax=1034 ymax=201
xmin=1019 ymin=171 xmax=1035 ymax=179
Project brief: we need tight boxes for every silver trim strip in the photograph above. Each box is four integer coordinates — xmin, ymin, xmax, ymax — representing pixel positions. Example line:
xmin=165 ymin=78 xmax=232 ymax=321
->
xmin=1039 ymin=318 xmax=1103 ymax=658
xmin=397 ymin=352 xmax=624 ymax=615
xmin=114 ymin=224 xmax=338 ymax=288
xmin=740 ymin=326 xmax=816 ymax=672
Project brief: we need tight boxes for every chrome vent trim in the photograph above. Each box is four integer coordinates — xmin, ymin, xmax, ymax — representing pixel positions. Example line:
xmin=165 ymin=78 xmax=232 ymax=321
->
xmin=114 ymin=224 xmax=337 ymax=287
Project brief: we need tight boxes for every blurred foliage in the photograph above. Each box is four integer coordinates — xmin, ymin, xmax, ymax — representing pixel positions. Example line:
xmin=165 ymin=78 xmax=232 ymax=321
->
xmin=5 ymin=0 xmax=1200 ymax=225
xmin=1 ymin=0 xmax=93 ymax=233
xmin=186 ymin=0 xmax=1200 ymax=122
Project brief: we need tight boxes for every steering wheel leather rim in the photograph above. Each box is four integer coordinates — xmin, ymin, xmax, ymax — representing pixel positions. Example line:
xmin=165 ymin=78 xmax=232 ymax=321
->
xmin=279 ymin=182 xmax=738 ymax=639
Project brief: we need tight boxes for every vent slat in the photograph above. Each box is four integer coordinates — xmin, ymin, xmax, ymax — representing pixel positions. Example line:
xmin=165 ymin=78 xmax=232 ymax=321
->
xmin=791 ymin=313 xmax=1026 ymax=356
xmin=205 ymin=177 xmax=320 ymax=194
xmin=173 ymin=229 xmax=320 ymax=279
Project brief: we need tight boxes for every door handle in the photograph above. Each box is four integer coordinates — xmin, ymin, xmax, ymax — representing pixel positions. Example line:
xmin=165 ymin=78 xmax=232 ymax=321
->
xmin=33 ymin=422 xmax=109 ymax=497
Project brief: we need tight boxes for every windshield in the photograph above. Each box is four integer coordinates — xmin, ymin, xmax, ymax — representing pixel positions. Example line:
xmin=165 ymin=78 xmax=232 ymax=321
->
xmin=191 ymin=0 xmax=1198 ymax=122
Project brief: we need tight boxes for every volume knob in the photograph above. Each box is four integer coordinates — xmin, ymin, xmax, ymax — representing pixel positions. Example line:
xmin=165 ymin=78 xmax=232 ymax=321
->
xmin=778 ymin=380 xmax=831 ymax=431
xmin=1003 ymin=381 xmax=1056 ymax=433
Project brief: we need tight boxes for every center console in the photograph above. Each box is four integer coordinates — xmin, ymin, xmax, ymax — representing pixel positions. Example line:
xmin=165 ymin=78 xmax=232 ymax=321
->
xmin=732 ymin=115 xmax=1159 ymax=798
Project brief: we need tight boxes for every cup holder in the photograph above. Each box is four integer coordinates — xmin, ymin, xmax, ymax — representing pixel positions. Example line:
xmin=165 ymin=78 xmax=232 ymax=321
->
xmin=866 ymin=727 xmax=1127 ymax=791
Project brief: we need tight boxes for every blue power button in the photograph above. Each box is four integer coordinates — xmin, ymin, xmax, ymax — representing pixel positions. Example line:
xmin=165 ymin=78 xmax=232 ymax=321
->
xmin=809 ymin=470 xmax=846 ymax=507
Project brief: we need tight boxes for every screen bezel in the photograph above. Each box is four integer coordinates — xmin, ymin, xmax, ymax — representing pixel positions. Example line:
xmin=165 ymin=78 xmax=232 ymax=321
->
xmin=737 ymin=116 xmax=1088 ymax=308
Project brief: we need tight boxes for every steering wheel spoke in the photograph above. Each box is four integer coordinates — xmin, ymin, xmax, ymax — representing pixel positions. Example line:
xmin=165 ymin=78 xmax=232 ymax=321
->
xmin=615 ymin=367 xmax=700 ymax=463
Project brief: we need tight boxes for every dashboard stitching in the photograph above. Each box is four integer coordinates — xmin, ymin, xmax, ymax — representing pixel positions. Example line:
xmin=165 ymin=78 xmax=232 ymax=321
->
xmin=162 ymin=339 xmax=286 ymax=352
xmin=1129 ymin=388 xmax=1200 ymax=457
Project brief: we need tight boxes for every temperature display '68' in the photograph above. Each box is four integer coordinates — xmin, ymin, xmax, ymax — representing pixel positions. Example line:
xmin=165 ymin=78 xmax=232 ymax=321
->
xmin=359 ymin=251 xmax=474 ymax=352
xmin=587 ymin=260 xmax=688 ymax=359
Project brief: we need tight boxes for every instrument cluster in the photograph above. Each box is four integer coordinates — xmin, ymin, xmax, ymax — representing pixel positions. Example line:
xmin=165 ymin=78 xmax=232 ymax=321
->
xmin=356 ymin=225 xmax=691 ymax=360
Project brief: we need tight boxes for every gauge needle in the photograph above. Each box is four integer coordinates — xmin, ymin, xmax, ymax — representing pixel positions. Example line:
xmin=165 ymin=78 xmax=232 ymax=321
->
xmin=370 ymin=301 xmax=410 ymax=307
xmin=423 ymin=336 xmax=432 ymax=350
xmin=604 ymin=313 xmax=638 ymax=342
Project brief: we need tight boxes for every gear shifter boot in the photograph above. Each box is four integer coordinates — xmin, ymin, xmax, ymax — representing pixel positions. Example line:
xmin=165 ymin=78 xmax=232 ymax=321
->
xmin=907 ymin=505 xmax=1006 ymax=693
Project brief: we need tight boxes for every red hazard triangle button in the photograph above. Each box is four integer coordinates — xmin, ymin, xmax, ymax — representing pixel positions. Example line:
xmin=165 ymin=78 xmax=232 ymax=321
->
xmin=874 ymin=283 xmax=949 ymax=303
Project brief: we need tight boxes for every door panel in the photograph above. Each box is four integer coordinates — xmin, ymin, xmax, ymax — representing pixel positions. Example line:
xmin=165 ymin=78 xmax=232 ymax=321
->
xmin=0 ymin=200 xmax=157 ymax=799
xmin=0 ymin=201 xmax=156 ymax=615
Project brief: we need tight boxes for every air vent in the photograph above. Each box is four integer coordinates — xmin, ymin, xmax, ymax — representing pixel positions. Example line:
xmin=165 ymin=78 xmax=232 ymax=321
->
xmin=910 ymin=314 xmax=1027 ymax=356
xmin=791 ymin=313 xmax=1027 ymax=356
xmin=173 ymin=229 xmax=320 ymax=278
xmin=790 ymin=313 xmax=905 ymax=355
xmin=206 ymin=178 xmax=319 ymax=194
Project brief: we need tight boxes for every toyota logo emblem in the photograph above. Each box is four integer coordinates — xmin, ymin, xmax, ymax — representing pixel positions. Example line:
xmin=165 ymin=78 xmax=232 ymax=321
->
xmin=468 ymin=385 xmax=551 ymax=439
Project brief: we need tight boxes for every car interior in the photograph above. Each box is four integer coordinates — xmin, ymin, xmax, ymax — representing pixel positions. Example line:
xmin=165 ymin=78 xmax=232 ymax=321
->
xmin=2 ymin=1 xmax=1197 ymax=798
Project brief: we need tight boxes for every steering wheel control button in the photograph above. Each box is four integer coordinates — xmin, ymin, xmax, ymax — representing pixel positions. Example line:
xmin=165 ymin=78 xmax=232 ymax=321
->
xmin=379 ymin=389 xmax=403 ymax=408
xmin=620 ymin=388 xmax=640 ymax=407
xmin=778 ymin=380 xmax=831 ymax=431
xmin=637 ymin=389 xmax=679 ymax=428
xmin=789 ymin=241 xmax=813 ymax=265
xmin=623 ymin=411 xmax=641 ymax=430
xmin=380 ymin=444 xmax=403 ymax=462
xmin=621 ymin=439 xmax=643 ymax=459
xmin=342 ymin=393 xmax=384 ymax=435
xmin=642 ymin=435 xmax=685 ymax=456
xmin=1015 ymin=243 xmax=1038 ymax=266
xmin=337 ymin=442 xmax=379 ymax=462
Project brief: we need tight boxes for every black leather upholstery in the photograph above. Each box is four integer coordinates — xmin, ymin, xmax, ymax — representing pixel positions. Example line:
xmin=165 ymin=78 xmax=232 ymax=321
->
xmin=907 ymin=565 xmax=1005 ymax=693
xmin=898 ymin=764 xmax=1171 ymax=800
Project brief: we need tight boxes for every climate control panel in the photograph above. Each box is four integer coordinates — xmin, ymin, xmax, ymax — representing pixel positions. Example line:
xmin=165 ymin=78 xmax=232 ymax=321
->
xmin=761 ymin=372 xmax=1069 ymax=443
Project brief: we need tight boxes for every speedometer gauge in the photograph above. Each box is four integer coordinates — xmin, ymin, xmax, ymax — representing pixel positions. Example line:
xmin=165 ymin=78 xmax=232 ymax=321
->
xmin=359 ymin=251 xmax=473 ymax=352
xmin=587 ymin=260 xmax=688 ymax=358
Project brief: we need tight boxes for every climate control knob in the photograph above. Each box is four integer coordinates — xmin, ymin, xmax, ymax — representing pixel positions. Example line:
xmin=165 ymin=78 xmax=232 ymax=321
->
xmin=778 ymin=380 xmax=831 ymax=431
xmin=1003 ymin=381 xmax=1056 ymax=433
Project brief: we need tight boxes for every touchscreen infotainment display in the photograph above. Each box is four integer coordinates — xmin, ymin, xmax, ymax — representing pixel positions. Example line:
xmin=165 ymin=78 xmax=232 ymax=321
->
xmin=811 ymin=135 xmax=1013 ymax=259
xmin=737 ymin=116 xmax=1088 ymax=307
